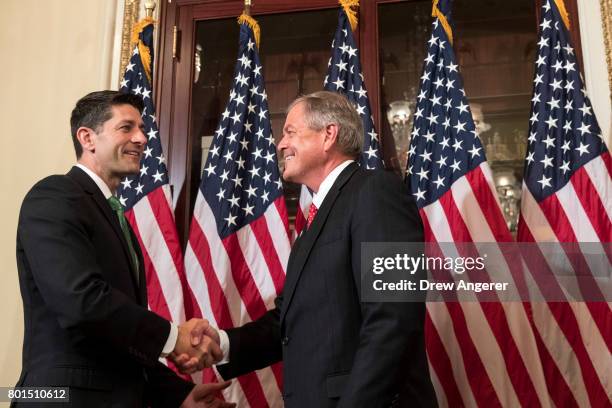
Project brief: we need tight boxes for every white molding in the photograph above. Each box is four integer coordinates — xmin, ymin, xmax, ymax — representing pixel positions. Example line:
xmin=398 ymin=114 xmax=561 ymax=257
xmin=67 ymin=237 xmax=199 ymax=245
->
xmin=110 ymin=0 xmax=126 ymax=90
xmin=577 ymin=0 xmax=612 ymax=147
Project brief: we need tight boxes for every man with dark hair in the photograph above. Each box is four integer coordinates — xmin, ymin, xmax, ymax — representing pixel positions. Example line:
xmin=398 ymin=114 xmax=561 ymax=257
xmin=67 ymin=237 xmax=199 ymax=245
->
xmin=184 ymin=91 xmax=436 ymax=407
xmin=14 ymin=90 xmax=232 ymax=407
xmin=69 ymin=91 xmax=145 ymax=158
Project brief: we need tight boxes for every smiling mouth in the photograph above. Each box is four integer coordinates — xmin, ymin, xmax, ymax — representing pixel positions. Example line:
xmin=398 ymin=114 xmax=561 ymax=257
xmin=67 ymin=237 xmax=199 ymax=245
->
xmin=123 ymin=151 xmax=142 ymax=159
xmin=285 ymin=154 xmax=295 ymax=161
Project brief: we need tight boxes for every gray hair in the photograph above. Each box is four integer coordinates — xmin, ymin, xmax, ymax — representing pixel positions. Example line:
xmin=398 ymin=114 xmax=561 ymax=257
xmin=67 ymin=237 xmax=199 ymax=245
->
xmin=288 ymin=91 xmax=363 ymax=158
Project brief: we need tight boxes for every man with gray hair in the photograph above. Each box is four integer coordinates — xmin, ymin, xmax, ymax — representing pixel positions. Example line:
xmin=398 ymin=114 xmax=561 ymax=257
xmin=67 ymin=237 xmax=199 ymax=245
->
xmin=184 ymin=91 xmax=436 ymax=407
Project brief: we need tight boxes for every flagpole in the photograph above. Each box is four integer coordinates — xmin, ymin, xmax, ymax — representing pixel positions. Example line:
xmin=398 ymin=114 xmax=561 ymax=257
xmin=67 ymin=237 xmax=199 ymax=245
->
xmin=144 ymin=0 xmax=156 ymax=18
xmin=238 ymin=0 xmax=260 ymax=49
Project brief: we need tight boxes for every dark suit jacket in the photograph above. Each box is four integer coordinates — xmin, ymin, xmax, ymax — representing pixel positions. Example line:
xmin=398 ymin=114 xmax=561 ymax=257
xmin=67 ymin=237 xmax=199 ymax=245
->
xmin=14 ymin=166 xmax=193 ymax=407
xmin=218 ymin=163 xmax=437 ymax=408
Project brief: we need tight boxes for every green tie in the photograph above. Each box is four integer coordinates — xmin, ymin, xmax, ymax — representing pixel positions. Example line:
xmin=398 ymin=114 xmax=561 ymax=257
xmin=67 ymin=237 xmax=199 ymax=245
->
xmin=107 ymin=196 xmax=140 ymax=284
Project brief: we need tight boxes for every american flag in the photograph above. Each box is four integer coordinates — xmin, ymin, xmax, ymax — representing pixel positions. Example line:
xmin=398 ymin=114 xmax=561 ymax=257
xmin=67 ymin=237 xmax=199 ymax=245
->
xmin=407 ymin=1 xmax=555 ymax=406
xmin=295 ymin=4 xmax=383 ymax=236
xmin=117 ymin=19 xmax=192 ymax=364
xmin=184 ymin=17 xmax=290 ymax=407
xmin=517 ymin=0 xmax=612 ymax=406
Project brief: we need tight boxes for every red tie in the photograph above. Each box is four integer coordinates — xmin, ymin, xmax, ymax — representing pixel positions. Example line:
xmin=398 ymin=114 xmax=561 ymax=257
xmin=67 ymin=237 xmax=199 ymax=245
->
xmin=306 ymin=203 xmax=318 ymax=228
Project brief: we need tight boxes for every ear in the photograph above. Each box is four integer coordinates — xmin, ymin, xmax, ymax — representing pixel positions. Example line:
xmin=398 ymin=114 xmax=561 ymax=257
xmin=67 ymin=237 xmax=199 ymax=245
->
xmin=322 ymin=123 xmax=339 ymax=153
xmin=75 ymin=127 xmax=96 ymax=154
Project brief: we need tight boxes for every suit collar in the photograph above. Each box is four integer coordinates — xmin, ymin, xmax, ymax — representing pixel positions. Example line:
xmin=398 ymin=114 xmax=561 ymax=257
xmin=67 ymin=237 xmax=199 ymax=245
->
xmin=75 ymin=163 xmax=113 ymax=199
xmin=68 ymin=165 xmax=102 ymax=195
xmin=281 ymin=162 xmax=359 ymax=323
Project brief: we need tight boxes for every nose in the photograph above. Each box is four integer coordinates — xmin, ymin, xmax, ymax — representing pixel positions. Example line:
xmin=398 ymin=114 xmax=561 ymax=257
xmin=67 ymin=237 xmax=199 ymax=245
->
xmin=278 ymin=134 xmax=288 ymax=152
xmin=134 ymin=128 xmax=147 ymax=145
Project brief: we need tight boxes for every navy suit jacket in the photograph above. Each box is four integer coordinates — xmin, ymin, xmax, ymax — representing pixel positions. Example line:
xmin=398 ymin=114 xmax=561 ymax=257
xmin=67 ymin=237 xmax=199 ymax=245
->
xmin=218 ymin=164 xmax=437 ymax=408
xmin=14 ymin=166 xmax=193 ymax=407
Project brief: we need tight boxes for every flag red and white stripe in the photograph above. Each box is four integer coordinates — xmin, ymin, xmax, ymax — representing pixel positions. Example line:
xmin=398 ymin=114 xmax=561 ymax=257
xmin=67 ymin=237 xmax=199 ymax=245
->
xmin=420 ymin=163 xmax=553 ymax=408
xmin=184 ymin=16 xmax=291 ymax=407
xmin=117 ymin=18 xmax=192 ymax=377
xmin=293 ymin=186 xmax=310 ymax=238
xmin=517 ymin=152 xmax=612 ymax=407
xmin=185 ymin=195 xmax=290 ymax=407
xmin=126 ymin=186 xmax=190 ymax=325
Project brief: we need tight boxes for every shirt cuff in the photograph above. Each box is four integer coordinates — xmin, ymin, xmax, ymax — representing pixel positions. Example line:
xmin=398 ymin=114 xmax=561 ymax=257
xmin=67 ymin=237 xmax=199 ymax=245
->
xmin=160 ymin=323 xmax=178 ymax=357
xmin=216 ymin=329 xmax=230 ymax=364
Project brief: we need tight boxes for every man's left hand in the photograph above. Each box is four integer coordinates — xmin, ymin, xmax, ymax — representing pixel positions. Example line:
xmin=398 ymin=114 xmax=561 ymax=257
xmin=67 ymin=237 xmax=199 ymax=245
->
xmin=180 ymin=381 xmax=236 ymax=408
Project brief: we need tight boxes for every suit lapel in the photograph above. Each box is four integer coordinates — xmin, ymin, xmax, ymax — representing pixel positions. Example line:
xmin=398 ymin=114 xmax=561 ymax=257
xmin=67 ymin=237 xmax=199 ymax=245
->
xmin=67 ymin=167 xmax=141 ymax=298
xmin=281 ymin=163 xmax=359 ymax=323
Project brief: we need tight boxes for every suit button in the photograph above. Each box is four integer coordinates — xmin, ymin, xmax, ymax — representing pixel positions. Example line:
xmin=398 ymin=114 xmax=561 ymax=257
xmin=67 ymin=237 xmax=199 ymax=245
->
xmin=281 ymin=336 xmax=290 ymax=345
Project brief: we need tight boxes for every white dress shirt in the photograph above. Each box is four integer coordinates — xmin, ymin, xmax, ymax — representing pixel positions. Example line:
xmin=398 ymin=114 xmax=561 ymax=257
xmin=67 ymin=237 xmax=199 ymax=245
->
xmin=217 ymin=159 xmax=355 ymax=364
xmin=76 ymin=163 xmax=178 ymax=357
xmin=311 ymin=160 xmax=354 ymax=208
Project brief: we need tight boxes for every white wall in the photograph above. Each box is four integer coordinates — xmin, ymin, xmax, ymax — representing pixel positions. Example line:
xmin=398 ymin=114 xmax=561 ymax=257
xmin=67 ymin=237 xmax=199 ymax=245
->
xmin=0 ymin=0 xmax=118 ymax=392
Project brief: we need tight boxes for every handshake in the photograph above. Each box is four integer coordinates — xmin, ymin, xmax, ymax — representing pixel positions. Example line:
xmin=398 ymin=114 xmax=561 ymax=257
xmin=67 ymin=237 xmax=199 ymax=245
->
xmin=169 ymin=318 xmax=222 ymax=374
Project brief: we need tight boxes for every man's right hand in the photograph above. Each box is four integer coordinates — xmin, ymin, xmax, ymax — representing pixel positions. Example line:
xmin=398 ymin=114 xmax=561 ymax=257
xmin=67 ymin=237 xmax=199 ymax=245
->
xmin=172 ymin=319 xmax=221 ymax=374
xmin=170 ymin=318 xmax=222 ymax=373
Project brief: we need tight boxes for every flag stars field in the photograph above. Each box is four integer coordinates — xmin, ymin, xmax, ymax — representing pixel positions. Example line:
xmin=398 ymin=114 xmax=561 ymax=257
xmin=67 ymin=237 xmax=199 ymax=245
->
xmin=523 ymin=0 xmax=607 ymax=197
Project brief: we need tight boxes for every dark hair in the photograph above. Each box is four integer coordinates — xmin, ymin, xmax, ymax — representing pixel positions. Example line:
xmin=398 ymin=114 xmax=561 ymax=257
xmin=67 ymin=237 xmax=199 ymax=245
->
xmin=70 ymin=90 xmax=144 ymax=158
